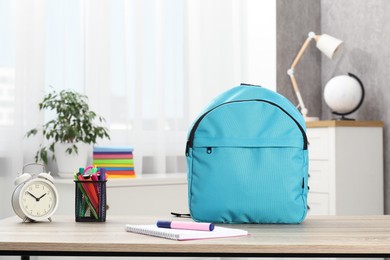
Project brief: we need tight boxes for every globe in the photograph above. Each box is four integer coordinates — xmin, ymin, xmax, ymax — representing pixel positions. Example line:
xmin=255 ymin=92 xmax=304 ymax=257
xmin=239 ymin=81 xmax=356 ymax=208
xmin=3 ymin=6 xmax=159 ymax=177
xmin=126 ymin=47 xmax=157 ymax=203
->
xmin=323 ymin=73 xmax=364 ymax=118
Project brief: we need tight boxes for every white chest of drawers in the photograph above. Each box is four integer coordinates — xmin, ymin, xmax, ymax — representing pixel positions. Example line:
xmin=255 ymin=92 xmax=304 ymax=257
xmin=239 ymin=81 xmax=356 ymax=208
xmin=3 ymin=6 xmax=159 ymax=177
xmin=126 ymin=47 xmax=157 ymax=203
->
xmin=306 ymin=120 xmax=384 ymax=216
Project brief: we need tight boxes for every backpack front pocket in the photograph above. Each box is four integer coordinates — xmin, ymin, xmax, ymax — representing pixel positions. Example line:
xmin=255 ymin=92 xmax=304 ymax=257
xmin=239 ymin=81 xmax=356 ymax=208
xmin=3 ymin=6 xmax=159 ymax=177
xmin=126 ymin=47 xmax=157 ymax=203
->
xmin=189 ymin=142 xmax=307 ymax=224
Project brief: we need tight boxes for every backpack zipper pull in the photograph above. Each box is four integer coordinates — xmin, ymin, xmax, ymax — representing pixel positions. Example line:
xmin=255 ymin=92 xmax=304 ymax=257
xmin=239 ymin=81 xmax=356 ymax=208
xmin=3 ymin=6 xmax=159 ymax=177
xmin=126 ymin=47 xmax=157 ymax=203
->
xmin=206 ymin=147 xmax=212 ymax=154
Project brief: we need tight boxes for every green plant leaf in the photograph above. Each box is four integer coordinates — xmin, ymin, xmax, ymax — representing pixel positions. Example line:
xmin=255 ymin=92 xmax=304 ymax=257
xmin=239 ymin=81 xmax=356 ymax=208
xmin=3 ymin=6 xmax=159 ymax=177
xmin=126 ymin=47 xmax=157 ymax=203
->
xmin=25 ymin=89 xmax=111 ymax=164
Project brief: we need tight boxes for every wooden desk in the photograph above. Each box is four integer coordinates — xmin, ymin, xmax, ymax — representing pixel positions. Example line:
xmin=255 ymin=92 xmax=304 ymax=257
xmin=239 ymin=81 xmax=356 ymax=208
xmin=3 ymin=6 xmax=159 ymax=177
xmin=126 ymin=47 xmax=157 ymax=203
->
xmin=1 ymin=215 xmax=390 ymax=258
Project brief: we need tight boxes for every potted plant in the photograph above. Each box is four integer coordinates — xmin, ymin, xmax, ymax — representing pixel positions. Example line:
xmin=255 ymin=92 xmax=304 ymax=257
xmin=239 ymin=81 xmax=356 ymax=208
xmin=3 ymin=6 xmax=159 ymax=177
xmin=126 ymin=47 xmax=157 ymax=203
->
xmin=26 ymin=89 xmax=110 ymax=177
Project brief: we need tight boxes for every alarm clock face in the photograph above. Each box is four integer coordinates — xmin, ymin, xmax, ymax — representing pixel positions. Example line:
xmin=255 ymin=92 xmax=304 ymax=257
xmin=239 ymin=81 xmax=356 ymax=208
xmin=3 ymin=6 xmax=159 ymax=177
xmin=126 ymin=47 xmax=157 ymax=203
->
xmin=18 ymin=179 xmax=58 ymax=221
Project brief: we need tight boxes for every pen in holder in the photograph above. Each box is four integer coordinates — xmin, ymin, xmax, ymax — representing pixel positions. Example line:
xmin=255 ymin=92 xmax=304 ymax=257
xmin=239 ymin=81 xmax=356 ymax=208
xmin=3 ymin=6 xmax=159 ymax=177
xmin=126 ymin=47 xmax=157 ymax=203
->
xmin=74 ymin=167 xmax=107 ymax=222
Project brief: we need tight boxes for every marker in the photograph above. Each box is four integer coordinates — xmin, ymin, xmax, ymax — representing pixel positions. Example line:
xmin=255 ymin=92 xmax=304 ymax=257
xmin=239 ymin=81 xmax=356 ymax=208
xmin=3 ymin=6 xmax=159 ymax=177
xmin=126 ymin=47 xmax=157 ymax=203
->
xmin=157 ymin=220 xmax=214 ymax=231
xmin=99 ymin=168 xmax=106 ymax=181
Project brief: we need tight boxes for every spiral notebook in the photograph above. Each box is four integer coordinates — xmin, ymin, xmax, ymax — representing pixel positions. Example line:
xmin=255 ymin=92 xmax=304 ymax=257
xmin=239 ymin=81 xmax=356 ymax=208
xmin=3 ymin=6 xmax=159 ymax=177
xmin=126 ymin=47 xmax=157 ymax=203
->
xmin=125 ymin=224 xmax=248 ymax=241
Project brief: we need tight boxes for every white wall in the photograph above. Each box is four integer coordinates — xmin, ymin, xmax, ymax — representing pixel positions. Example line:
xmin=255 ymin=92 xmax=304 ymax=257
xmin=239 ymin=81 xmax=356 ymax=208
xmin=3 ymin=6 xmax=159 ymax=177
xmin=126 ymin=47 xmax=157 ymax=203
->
xmin=244 ymin=0 xmax=276 ymax=89
xmin=187 ymin=0 xmax=276 ymax=121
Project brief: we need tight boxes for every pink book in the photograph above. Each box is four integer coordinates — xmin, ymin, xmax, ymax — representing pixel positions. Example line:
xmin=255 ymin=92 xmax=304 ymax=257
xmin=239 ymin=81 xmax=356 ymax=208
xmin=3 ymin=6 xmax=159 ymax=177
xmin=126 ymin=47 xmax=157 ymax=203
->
xmin=93 ymin=154 xmax=133 ymax=159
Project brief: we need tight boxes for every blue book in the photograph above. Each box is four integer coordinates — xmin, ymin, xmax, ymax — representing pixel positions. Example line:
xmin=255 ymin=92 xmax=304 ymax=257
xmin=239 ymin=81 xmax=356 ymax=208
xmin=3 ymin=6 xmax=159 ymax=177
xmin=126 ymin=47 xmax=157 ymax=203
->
xmin=93 ymin=146 xmax=134 ymax=153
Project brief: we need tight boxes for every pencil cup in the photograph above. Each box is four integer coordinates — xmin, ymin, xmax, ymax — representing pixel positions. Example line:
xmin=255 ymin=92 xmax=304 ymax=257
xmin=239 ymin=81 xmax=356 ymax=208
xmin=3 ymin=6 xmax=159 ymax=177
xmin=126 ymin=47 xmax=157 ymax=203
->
xmin=74 ymin=180 xmax=107 ymax=222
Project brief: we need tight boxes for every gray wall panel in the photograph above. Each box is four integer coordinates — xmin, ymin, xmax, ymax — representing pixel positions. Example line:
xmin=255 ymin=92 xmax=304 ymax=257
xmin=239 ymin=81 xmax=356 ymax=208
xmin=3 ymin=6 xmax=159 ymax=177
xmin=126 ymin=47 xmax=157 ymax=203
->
xmin=277 ymin=0 xmax=389 ymax=213
xmin=276 ymin=0 xmax=321 ymax=118
xmin=321 ymin=0 xmax=390 ymax=212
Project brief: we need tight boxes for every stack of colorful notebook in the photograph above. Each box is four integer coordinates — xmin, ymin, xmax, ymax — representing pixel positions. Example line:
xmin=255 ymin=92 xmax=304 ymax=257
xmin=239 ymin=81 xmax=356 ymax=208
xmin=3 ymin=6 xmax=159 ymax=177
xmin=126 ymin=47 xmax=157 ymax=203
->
xmin=93 ymin=146 xmax=135 ymax=179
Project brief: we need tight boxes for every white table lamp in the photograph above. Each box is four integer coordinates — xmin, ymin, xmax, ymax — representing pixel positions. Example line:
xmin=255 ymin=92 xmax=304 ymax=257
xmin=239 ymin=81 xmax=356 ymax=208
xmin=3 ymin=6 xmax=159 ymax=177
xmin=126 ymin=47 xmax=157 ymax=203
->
xmin=287 ymin=32 xmax=343 ymax=121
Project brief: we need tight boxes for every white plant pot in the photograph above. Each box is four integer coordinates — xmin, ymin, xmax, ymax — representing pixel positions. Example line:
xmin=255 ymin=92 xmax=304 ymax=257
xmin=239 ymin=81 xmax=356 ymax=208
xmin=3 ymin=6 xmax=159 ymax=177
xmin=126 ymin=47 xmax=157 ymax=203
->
xmin=55 ymin=142 xmax=90 ymax=178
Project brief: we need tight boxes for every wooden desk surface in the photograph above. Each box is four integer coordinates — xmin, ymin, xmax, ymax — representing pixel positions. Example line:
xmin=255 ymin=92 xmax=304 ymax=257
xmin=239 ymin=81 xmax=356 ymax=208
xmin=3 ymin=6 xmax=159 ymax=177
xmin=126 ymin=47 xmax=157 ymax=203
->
xmin=1 ymin=215 xmax=390 ymax=257
xmin=306 ymin=120 xmax=384 ymax=128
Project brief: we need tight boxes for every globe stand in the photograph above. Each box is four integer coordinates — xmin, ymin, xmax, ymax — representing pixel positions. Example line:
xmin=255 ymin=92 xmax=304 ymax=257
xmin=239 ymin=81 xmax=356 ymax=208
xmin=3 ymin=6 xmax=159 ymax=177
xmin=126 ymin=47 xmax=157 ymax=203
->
xmin=331 ymin=114 xmax=356 ymax=121
xmin=327 ymin=73 xmax=365 ymax=121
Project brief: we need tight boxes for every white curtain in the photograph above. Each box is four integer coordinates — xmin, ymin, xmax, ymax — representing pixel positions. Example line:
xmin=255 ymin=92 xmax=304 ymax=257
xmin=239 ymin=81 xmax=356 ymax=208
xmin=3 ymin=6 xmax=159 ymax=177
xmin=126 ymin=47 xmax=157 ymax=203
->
xmin=0 ymin=0 xmax=276 ymax=218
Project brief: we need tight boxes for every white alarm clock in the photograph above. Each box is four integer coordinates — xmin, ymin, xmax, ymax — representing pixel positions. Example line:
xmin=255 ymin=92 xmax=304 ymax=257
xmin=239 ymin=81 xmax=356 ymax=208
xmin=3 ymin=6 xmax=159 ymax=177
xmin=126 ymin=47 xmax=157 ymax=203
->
xmin=11 ymin=163 xmax=59 ymax=222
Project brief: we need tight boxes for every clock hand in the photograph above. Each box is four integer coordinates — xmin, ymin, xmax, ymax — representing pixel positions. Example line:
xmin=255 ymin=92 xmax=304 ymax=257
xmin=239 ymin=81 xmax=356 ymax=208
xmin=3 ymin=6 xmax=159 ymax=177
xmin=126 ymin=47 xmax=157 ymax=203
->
xmin=27 ymin=191 xmax=39 ymax=201
xmin=37 ymin=193 xmax=47 ymax=201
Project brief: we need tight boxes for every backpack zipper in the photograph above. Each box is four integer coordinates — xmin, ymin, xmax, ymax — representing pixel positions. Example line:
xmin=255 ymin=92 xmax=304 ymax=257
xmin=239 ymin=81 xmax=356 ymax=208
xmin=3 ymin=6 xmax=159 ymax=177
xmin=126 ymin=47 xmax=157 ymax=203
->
xmin=186 ymin=99 xmax=308 ymax=156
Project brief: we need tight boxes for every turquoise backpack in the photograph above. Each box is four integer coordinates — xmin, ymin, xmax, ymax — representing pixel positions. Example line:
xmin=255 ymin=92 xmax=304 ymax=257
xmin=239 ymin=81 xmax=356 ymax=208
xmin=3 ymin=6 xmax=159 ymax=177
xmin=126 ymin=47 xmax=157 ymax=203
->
xmin=185 ymin=84 xmax=308 ymax=224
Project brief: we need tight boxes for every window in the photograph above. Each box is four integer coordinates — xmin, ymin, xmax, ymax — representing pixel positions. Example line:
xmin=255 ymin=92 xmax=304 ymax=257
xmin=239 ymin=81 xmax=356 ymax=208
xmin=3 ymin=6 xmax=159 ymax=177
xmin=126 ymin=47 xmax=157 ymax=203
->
xmin=44 ymin=0 xmax=188 ymax=175
xmin=0 ymin=0 xmax=16 ymax=127
xmin=0 ymin=0 xmax=277 ymax=175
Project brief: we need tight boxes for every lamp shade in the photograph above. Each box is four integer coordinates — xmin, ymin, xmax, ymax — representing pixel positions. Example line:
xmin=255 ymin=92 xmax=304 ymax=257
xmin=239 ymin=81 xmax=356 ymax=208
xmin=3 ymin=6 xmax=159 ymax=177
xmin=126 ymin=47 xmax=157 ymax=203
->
xmin=316 ymin=34 xmax=343 ymax=59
